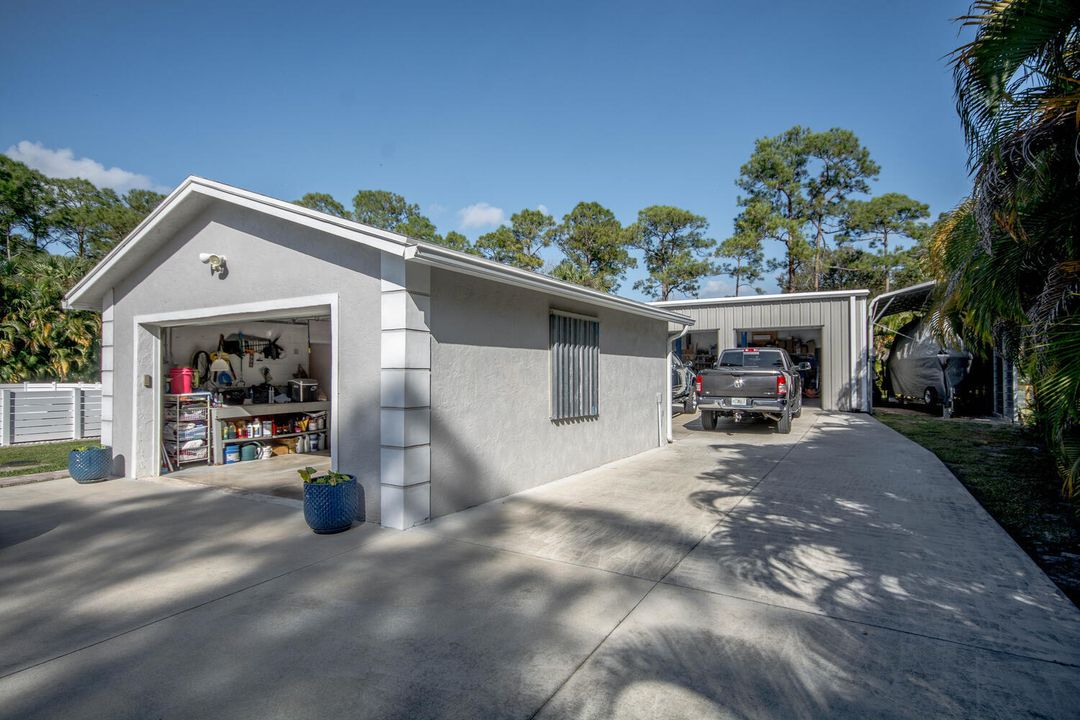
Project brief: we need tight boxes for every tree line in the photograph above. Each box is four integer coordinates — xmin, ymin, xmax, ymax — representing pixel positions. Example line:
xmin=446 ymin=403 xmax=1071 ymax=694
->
xmin=1 ymin=157 xmax=169 ymax=382
xmin=297 ymin=129 xmax=932 ymax=302
xmin=727 ymin=126 xmax=931 ymax=296
xmin=1 ymin=124 xmax=930 ymax=382
xmin=1 ymin=156 xmax=166 ymax=261
xmin=296 ymin=189 xmax=715 ymax=298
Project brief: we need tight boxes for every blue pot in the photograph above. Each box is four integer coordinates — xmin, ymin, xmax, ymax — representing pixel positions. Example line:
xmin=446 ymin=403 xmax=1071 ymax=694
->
xmin=303 ymin=475 xmax=363 ymax=534
xmin=69 ymin=447 xmax=112 ymax=484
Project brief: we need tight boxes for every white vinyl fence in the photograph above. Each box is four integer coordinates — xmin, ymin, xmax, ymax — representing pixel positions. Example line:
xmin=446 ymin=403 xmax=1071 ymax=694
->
xmin=0 ymin=383 xmax=102 ymax=446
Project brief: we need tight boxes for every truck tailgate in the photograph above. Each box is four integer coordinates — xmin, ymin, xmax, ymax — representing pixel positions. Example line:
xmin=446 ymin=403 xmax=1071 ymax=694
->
xmin=701 ymin=370 xmax=779 ymax=398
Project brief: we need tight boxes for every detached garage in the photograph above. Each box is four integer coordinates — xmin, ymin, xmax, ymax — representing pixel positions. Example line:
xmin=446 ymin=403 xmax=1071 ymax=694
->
xmin=653 ymin=290 xmax=870 ymax=412
xmin=63 ymin=177 xmax=693 ymax=529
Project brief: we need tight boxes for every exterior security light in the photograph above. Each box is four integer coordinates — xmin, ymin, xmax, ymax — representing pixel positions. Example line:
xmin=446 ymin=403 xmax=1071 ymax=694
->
xmin=198 ymin=253 xmax=227 ymax=276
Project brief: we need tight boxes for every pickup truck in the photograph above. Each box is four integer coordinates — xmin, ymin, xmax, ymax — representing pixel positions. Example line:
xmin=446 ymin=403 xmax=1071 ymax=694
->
xmin=695 ymin=347 xmax=808 ymax=434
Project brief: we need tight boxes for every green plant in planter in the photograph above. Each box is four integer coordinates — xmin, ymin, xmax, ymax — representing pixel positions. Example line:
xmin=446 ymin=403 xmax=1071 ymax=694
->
xmin=297 ymin=467 xmax=351 ymax=485
xmin=298 ymin=466 xmax=361 ymax=533
xmin=69 ymin=444 xmax=112 ymax=483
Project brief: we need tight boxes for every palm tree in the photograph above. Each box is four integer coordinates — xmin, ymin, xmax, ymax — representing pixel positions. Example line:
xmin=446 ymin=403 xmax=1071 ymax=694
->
xmin=935 ymin=1 xmax=1080 ymax=496
xmin=0 ymin=254 xmax=99 ymax=382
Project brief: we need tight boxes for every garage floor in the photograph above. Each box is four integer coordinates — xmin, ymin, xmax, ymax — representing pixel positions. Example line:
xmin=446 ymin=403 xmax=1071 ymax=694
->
xmin=1 ymin=407 xmax=1078 ymax=718
xmin=166 ymin=451 xmax=330 ymax=501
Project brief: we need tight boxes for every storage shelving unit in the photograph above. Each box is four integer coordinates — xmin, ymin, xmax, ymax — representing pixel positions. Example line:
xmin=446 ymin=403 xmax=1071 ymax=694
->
xmin=162 ymin=392 xmax=211 ymax=471
xmin=211 ymin=401 xmax=330 ymax=464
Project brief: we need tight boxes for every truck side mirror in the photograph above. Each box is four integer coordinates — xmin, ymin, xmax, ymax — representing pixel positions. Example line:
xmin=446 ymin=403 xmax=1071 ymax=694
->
xmin=797 ymin=362 xmax=812 ymax=371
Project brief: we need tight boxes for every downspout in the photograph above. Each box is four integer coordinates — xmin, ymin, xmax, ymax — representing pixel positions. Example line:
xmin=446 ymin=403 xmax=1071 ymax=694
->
xmin=666 ymin=324 xmax=691 ymax=443
xmin=866 ymin=302 xmax=874 ymax=414
xmin=849 ymin=294 xmax=858 ymax=412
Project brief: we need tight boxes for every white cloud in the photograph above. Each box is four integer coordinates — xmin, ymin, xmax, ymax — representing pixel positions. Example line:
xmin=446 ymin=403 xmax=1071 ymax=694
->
xmin=698 ymin=277 xmax=736 ymax=298
xmin=4 ymin=140 xmax=165 ymax=193
xmin=537 ymin=204 xmax=551 ymax=216
xmin=426 ymin=202 xmax=447 ymax=216
xmin=457 ymin=202 xmax=505 ymax=230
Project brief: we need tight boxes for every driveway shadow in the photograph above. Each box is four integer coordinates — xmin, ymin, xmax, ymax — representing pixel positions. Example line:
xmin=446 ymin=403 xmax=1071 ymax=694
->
xmin=0 ymin=509 xmax=60 ymax=551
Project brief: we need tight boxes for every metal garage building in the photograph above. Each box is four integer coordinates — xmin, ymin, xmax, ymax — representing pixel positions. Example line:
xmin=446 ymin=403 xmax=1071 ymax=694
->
xmin=653 ymin=290 xmax=870 ymax=412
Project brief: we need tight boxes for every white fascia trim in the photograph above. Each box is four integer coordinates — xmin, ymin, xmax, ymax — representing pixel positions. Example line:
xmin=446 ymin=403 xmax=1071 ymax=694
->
xmin=187 ymin=183 xmax=410 ymax=255
xmin=405 ymin=244 xmax=694 ymax=326
xmin=65 ymin=180 xmax=198 ymax=310
xmin=652 ymin=288 xmax=871 ymax=307
xmin=64 ymin=176 xmax=413 ymax=311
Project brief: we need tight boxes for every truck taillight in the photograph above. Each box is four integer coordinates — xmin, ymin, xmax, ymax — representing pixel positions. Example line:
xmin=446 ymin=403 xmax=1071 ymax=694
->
xmin=776 ymin=374 xmax=787 ymax=396
xmin=695 ymin=375 xmax=702 ymax=393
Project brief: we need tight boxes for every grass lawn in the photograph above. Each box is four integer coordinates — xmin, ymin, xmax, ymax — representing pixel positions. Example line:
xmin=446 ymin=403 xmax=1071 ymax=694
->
xmin=876 ymin=407 xmax=1080 ymax=606
xmin=0 ymin=439 xmax=88 ymax=478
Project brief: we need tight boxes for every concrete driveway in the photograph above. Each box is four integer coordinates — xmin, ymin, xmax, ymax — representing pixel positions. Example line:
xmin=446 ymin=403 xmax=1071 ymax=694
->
xmin=2 ymin=406 xmax=1079 ymax=718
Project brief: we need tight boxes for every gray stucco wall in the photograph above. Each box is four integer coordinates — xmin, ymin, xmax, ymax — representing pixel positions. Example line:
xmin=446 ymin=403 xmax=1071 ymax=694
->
xmin=666 ymin=295 xmax=868 ymax=412
xmin=107 ymin=201 xmax=384 ymax=519
xmin=428 ymin=268 xmax=668 ymax=517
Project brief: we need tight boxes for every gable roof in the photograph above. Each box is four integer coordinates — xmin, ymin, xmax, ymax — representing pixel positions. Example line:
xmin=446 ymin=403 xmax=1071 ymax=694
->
xmin=63 ymin=176 xmax=692 ymax=325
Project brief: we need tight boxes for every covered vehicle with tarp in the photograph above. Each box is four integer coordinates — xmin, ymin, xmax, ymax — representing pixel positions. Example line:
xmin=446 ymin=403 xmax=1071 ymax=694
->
xmin=885 ymin=316 xmax=972 ymax=407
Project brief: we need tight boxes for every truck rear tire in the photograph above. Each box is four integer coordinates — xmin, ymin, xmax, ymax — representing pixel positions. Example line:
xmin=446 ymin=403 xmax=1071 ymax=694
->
xmin=701 ymin=411 xmax=717 ymax=430
xmin=792 ymin=403 xmax=802 ymax=419
xmin=778 ymin=409 xmax=792 ymax=434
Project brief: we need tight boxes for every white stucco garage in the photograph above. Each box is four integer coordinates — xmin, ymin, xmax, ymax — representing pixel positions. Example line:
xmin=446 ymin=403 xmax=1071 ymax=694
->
xmin=63 ymin=177 xmax=693 ymax=528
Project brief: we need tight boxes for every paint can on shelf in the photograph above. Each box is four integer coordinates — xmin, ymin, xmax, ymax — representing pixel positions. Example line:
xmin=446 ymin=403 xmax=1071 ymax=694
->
xmin=224 ymin=445 xmax=240 ymax=464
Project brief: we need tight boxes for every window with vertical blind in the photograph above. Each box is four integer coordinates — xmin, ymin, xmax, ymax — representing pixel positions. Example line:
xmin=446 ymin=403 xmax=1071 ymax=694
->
xmin=549 ymin=311 xmax=599 ymax=420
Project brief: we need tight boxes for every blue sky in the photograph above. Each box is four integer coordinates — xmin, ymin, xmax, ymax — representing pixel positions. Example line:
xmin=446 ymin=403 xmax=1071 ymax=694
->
xmin=1 ymin=0 xmax=973 ymax=299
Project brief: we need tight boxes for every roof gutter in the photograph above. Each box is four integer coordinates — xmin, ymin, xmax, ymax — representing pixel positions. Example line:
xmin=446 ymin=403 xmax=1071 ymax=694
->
xmin=404 ymin=243 xmax=694 ymax=326
xmin=868 ymin=280 xmax=936 ymax=323
xmin=652 ymin=288 xmax=871 ymax=307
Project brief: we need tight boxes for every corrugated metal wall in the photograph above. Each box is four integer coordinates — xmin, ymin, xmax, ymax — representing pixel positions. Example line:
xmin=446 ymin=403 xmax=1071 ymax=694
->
xmin=666 ymin=295 xmax=868 ymax=412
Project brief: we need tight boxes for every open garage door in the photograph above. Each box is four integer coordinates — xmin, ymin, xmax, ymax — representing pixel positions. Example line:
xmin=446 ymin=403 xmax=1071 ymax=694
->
xmin=134 ymin=300 xmax=338 ymax=500
xmin=735 ymin=327 xmax=824 ymax=404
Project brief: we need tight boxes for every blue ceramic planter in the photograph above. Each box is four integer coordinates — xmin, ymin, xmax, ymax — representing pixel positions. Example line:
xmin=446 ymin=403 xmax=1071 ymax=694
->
xmin=303 ymin=475 xmax=363 ymax=534
xmin=69 ymin=446 xmax=112 ymax=483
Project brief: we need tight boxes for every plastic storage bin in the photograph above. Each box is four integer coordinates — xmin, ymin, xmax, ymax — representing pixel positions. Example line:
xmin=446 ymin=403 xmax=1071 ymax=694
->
xmin=169 ymin=367 xmax=194 ymax=394
xmin=289 ymin=379 xmax=319 ymax=402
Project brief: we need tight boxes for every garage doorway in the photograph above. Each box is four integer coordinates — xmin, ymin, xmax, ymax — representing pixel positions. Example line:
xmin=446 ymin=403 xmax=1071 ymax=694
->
xmin=131 ymin=295 xmax=339 ymax=500
xmin=735 ymin=326 xmax=825 ymax=405
xmin=678 ymin=330 xmax=720 ymax=370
